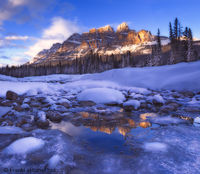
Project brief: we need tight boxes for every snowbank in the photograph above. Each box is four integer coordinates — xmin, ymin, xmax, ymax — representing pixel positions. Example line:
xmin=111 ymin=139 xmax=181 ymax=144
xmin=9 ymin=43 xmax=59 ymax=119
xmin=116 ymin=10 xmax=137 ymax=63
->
xmin=77 ymin=88 xmax=125 ymax=104
xmin=0 ymin=61 xmax=200 ymax=95
xmin=5 ymin=137 xmax=45 ymax=154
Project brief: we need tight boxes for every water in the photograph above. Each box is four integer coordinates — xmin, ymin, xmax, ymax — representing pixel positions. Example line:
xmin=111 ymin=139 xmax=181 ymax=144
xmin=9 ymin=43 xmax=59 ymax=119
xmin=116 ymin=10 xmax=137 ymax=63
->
xmin=0 ymin=111 xmax=200 ymax=174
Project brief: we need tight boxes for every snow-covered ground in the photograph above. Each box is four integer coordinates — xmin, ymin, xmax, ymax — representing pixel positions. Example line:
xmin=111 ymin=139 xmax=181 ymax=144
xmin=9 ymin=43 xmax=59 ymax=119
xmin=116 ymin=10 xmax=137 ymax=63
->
xmin=0 ymin=61 xmax=200 ymax=98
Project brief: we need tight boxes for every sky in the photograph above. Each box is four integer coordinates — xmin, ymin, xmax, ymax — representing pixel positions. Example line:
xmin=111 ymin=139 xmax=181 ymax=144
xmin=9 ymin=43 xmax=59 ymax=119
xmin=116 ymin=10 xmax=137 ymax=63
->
xmin=0 ymin=0 xmax=200 ymax=66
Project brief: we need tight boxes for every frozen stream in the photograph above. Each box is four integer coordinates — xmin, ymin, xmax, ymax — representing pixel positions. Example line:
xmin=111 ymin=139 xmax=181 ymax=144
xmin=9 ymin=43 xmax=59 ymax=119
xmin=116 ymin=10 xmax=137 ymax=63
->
xmin=0 ymin=112 xmax=199 ymax=174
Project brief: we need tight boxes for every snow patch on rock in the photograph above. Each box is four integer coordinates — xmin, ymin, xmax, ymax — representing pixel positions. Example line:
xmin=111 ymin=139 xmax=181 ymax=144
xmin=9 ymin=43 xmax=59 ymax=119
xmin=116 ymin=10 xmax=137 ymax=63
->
xmin=5 ymin=137 xmax=45 ymax=154
xmin=77 ymin=88 xmax=125 ymax=104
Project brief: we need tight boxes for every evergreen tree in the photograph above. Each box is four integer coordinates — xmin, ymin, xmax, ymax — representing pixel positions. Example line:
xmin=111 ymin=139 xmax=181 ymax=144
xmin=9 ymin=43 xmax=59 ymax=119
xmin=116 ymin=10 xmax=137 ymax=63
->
xmin=155 ymin=28 xmax=162 ymax=65
xmin=169 ymin=22 xmax=173 ymax=43
xmin=174 ymin=18 xmax=179 ymax=39
xmin=187 ymin=28 xmax=194 ymax=62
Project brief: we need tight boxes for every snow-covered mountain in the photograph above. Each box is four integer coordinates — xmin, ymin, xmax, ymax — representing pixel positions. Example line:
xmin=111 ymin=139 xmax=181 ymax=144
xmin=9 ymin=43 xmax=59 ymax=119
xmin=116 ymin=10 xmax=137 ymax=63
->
xmin=30 ymin=22 xmax=161 ymax=64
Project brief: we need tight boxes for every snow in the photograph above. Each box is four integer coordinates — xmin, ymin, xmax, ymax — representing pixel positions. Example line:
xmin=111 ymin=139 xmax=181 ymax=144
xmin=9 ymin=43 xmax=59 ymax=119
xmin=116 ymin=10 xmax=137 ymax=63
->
xmin=5 ymin=137 xmax=45 ymax=154
xmin=0 ymin=61 xmax=200 ymax=99
xmin=152 ymin=94 xmax=165 ymax=104
xmin=143 ymin=142 xmax=168 ymax=152
xmin=77 ymin=88 xmax=125 ymax=104
xmin=123 ymin=100 xmax=140 ymax=109
xmin=194 ymin=117 xmax=200 ymax=124
xmin=37 ymin=111 xmax=47 ymax=121
xmin=0 ymin=106 xmax=11 ymax=117
xmin=0 ymin=126 xmax=24 ymax=134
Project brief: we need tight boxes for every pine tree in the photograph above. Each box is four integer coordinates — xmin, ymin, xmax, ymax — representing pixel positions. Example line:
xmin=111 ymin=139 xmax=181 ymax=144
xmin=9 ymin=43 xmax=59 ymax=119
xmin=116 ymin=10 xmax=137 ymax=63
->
xmin=174 ymin=18 xmax=179 ymax=39
xmin=155 ymin=28 xmax=162 ymax=65
xmin=169 ymin=22 xmax=173 ymax=43
xmin=187 ymin=28 xmax=193 ymax=62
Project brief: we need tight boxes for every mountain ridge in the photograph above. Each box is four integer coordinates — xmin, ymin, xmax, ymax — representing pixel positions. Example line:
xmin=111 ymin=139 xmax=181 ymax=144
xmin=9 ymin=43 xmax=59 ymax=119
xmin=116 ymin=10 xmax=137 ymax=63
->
xmin=30 ymin=22 xmax=156 ymax=64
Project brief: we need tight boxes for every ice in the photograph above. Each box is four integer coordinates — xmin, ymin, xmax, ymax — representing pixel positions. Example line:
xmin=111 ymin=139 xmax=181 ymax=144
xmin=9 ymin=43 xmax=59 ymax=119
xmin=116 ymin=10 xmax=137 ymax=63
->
xmin=0 ymin=106 xmax=12 ymax=117
xmin=48 ymin=154 xmax=61 ymax=168
xmin=77 ymin=88 xmax=125 ymax=104
xmin=150 ymin=116 xmax=184 ymax=125
xmin=5 ymin=137 xmax=45 ymax=154
xmin=143 ymin=142 xmax=168 ymax=152
xmin=0 ymin=126 xmax=24 ymax=134
xmin=123 ymin=100 xmax=141 ymax=109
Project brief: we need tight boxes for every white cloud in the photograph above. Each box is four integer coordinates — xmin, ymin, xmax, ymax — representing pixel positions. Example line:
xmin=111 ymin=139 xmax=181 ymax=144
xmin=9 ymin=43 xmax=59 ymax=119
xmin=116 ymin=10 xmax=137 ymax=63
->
xmin=25 ymin=17 xmax=81 ymax=58
xmin=5 ymin=35 xmax=29 ymax=41
xmin=8 ymin=0 xmax=26 ymax=7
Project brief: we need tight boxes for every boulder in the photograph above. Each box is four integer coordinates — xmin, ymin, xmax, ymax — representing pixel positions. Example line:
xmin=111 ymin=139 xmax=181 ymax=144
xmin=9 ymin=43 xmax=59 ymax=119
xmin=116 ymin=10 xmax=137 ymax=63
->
xmin=46 ymin=111 xmax=62 ymax=123
xmin=79 ymin=101 xmax=96 ymax=107
xmin=6 ymin=91 xmax=18 ymax=100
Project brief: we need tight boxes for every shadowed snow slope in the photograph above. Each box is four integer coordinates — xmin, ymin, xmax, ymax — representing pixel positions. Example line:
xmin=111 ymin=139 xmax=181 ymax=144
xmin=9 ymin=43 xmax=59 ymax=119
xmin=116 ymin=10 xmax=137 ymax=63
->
xmin=0 ymin=61 xmax=200 ymax=97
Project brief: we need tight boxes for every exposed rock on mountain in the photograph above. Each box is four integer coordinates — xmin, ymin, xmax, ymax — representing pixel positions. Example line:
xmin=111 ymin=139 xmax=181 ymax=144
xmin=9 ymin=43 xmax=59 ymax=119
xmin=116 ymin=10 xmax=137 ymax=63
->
xmin=30 ymin=22 xmax=154 ymax=64
xmin=116 ymin=22 xmax=129 ymax=33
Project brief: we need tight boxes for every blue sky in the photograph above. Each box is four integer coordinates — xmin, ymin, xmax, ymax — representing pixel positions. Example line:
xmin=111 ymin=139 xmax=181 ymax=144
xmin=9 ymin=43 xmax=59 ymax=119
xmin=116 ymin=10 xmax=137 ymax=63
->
xmin=0 ymin=0 xmax=200 ymax=66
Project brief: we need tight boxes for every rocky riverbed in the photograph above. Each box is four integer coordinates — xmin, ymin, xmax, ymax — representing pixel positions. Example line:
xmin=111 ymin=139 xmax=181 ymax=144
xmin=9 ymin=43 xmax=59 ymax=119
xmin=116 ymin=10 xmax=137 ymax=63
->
xmin=0 ymin=86 xmax=200 ymax=174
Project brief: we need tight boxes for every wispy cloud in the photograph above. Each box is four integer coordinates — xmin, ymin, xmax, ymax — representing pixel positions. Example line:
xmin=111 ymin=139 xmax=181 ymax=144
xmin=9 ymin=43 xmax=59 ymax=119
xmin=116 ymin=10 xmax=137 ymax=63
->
xmin=26 ymin=17 xmax=82 ymax=58
xmin=5 ymin=35 xmax=30 ymax=41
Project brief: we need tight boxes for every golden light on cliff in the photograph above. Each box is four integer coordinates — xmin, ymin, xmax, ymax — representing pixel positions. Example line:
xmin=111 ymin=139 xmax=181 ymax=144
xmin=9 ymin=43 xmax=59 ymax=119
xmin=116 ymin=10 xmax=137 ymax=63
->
xmin=80 ymin=112 xmax=89 ymax=118
xmin=99 ymin=126 xmax=115 ymax=134
xmin=139 ymin=121 xmax=151 ymax=128
xmin=118 ymin=127 xmax=131 ymax=136
xmin=140 ymin=113 xmax=157 ymax=120
xmin=127 ymin=119 xmax=136 ymax=128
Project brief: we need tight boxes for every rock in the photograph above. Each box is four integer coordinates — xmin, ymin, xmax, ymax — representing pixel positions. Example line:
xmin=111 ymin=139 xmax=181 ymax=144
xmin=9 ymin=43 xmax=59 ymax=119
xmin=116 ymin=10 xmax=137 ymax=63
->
xmin=180 ymin=91 xmax=195 ymax=98
xmin=21 ymin=103 xmax=30 ymax=110
xmin=35 ymin=111 xmax=49 ymax=129
xmin=30 ymin=101 xmax=41 ymax=108
xmin=152 ymin=94 xmax=165 ymax=105
xmin=21 ymin=123 xmax=36 ymax=131
xmin=36 ymin=120 xmax=49 ymax=129
xmin=6 ymin=91 xmax=18 ymax=100
xmin=79 ymin=101 xmax=96 ymax=107
xmin=13 ymin=105 xmax=23 ymax=112
xmin=46 ymin=111 xmax=62 ymax=123
xmin=60 ymin=102 xmax=70 ymax=108
xmin=116 ymin=22 xmax=129 ymax=33
xmin=123 ymin=100 xmax=140 ymax=111
xmin=160 ymin=102 xmax=179 ymax=113
xmin=184 ymin=106 xmax=200 ymax=113
xmin=0 ymin=100 xmax=13 ymax=107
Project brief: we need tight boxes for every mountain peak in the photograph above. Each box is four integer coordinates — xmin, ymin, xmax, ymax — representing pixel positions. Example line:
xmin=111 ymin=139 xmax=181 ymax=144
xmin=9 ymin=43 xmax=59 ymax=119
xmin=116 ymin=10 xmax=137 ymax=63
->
xmin=116 ymin=22 xmax=129 ymax=33
xmin=89 ymin=25 xmax=114 ymax=33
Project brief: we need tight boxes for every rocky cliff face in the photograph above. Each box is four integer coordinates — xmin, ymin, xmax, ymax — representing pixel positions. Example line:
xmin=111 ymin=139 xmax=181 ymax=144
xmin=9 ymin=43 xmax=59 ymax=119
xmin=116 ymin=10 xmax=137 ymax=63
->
xmin=31 ymin=22 xmax=155 ymax=64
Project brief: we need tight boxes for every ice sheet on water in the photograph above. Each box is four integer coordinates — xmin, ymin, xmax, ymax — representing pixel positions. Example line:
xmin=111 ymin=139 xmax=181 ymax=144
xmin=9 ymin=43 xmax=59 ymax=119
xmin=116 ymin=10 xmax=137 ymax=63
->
xmin=143 ymin=142 xmax=168 ymax=152
xmin=0 ymin=126 xmax=24 ymax=134
xmin=0 ymin=106 xmax=12 ymax=117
